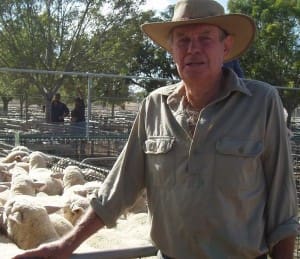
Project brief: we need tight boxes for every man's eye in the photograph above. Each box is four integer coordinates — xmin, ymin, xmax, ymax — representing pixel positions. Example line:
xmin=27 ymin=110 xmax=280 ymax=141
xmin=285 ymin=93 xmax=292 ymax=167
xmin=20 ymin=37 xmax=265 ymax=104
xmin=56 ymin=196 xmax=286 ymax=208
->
xmin=200 ymin=37 xmax=212 ymax=42
xmin=176 ymin=38 xmax=189 ymax=46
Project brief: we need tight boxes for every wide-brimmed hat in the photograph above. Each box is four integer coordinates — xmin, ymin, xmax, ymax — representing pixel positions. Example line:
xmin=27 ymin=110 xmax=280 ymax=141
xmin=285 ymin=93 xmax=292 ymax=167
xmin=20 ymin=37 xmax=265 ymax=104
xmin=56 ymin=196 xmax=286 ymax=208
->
xmin=141 ymin=0 xmax=256 ymax=61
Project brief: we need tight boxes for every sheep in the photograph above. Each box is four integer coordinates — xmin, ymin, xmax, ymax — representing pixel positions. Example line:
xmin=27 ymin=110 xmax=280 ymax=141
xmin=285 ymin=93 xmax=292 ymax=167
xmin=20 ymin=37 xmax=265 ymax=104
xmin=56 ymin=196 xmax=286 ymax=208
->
xmin=83 ymin=180 xmax=103 ymax=198
xmin=28 ymin=151 xmax=50 ymax=170
xmin=11 ymin=146 xmax=30 ymax=153
xmin=29 ymin=168 xmax=63 ymax=196
xmin=0 ymin=172 xmax=44 ymax=206
xmin=49 ymin=213 xmax=73 ymax=237
xmin=1 ymin=150 xmax=29 ymax=163
xmin=2 ymin=196 xmax=60 ymax=250
xmin=0 ymin=161 xmax=28 ymax=182
xmin=0 ymin=194 xmax=74 ymax=250
xmin=10 ymin=173 xmax=43 ymax=197
xmin=19 ymin=151 xmax=63 ymax=196
xmin=13 ymin=161 xmax=30 ymax=173
xmin=62 ymin=196 xmax=90 ymax=225
xmin=63 ymin=165 xmax=86 ymax=189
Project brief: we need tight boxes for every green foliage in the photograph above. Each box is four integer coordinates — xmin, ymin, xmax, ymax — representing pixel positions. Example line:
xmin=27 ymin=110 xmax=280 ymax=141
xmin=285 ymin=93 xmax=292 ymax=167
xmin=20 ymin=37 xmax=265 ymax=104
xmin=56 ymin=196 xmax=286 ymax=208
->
xmin=228 ymin=0 xmax=300 ymax=119
xmin=0 ymin=0 xmax=149 ymax=121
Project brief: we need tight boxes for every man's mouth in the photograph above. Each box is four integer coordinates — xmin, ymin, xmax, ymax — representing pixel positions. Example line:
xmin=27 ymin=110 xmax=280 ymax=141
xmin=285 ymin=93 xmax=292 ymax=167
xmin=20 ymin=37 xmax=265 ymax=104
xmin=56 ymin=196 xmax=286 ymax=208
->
xmin=185 ymin=61 xmax=204 ymax=66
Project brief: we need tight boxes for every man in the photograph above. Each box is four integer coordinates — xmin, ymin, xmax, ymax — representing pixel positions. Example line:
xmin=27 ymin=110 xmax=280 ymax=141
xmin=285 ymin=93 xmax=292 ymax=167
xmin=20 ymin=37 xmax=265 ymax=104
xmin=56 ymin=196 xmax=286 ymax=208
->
xmin=14 ymin=0 xmax=299 ymax=258
xmin=51 ymin=93 xmax=69 ymax=123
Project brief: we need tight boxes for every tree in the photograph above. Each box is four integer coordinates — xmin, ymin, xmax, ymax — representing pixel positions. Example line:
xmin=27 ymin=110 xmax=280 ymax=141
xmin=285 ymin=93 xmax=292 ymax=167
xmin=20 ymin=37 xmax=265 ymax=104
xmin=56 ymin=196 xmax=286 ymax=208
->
xmin=228 ymin=0 xmax=300 ymax=123
xmin=131 ymin=6 xmax=179 ymax=93
xmin=0 ymin=0 xmax=146 ymax=122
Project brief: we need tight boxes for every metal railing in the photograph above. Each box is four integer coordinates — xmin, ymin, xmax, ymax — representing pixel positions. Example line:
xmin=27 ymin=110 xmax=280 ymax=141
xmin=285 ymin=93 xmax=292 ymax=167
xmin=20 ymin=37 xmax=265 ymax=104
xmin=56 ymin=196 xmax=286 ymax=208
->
xmin=71 ymin=245 xmax=157 ymax=259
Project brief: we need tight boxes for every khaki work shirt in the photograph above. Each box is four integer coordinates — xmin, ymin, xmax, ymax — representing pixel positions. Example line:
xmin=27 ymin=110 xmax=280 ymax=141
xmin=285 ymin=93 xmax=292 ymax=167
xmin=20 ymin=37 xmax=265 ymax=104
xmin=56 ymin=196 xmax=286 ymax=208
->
xmin=91 ymin=69 xmax=299 ymax=258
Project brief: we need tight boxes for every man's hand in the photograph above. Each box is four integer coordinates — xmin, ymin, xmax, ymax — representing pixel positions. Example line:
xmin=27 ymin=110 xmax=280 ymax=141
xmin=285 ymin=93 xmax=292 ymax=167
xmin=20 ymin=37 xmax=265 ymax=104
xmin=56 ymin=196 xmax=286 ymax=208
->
xmin=270 ymin=235 xmax=296 ymax=259
xmin=12 ymin=239 xmax=72 ymax=259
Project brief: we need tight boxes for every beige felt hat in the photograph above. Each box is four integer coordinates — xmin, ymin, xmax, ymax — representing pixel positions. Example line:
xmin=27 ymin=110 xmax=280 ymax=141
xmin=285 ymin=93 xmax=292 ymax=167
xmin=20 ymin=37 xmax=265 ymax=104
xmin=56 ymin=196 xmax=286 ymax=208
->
xmin=141 ymin=0 xmax=256 ymax=61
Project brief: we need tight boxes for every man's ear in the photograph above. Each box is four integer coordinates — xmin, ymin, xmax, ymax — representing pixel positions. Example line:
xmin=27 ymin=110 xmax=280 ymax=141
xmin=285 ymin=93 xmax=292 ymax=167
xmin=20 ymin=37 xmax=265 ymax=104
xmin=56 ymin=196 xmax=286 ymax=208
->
xmin=224 ymin=35 xmax=234 ymax=57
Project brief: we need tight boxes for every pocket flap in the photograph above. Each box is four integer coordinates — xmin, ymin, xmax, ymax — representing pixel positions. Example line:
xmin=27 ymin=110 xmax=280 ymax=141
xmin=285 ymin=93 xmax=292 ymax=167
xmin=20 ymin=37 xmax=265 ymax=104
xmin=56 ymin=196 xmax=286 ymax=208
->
xmin=216 ymin=137 xmax=263 ymax=157
xmin=143 ymin=137 xmax=175 ymax=154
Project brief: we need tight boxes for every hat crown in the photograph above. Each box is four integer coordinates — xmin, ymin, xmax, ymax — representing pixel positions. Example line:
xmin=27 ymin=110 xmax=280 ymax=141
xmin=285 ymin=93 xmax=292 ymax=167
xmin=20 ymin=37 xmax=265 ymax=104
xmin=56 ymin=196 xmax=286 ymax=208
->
xmin=173 ymin=0 xmax=225 ymax=21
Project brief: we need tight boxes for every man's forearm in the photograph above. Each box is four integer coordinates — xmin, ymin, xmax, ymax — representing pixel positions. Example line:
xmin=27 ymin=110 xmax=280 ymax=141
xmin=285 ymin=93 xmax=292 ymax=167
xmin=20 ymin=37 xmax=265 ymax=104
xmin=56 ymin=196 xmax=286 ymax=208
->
xmin=270 ymin=235 xmax=296 ymax=259
xmin=61 ymin=206 xmax=105 ymax=253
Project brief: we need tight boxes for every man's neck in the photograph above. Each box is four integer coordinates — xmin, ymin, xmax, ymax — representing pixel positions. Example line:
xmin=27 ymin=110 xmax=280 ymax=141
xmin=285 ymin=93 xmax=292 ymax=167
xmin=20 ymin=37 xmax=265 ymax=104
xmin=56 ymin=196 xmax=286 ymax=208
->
xmin=183 ymin=74 xmax=223 ymax=111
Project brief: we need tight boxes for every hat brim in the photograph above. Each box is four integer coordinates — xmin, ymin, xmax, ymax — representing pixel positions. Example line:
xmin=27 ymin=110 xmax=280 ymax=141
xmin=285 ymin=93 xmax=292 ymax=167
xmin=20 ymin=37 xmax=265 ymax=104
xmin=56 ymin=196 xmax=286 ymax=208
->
xmin=141 ymin=14 xmax=256 ymax=62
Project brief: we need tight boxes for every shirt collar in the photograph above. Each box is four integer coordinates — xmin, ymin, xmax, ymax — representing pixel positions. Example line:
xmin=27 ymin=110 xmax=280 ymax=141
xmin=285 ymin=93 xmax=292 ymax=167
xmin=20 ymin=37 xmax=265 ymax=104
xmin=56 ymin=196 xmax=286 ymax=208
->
xmin=165 ymin=68 xmax=252 ymax=108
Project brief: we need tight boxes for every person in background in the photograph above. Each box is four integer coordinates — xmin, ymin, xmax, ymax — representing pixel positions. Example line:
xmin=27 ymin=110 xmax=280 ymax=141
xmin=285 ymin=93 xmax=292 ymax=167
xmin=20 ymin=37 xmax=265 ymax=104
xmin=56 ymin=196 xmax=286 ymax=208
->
xmin=14 ymin=0 xmax=299 ymax=258
xmin=70 ymin=92 xmax=85 ymax=125
xmin=223 ymin=59 xmax=244 ymax=77
xmin=50 ymin=93 xmax=69 ymax=123
xmin=70 ymin=88 xmax=86 ymax=154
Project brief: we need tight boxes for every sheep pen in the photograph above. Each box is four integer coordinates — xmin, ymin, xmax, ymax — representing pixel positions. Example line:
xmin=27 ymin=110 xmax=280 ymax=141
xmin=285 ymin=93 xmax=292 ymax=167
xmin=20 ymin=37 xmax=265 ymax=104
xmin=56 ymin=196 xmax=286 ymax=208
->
xmin=0 ymin=146 xmax=155 ymax=259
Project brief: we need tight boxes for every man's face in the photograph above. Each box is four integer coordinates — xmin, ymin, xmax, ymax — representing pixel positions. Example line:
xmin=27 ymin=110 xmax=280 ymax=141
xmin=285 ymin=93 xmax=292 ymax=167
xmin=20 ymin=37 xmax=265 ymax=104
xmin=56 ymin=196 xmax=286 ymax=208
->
xmin=170 ymin=24 xmax=232 ymax=83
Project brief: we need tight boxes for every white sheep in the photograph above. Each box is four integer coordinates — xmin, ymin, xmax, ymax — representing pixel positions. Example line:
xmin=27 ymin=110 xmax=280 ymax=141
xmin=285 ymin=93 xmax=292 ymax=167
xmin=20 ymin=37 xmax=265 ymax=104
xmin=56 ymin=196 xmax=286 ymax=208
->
xmin=1 ymin=150 xmax=29 ymax=163
xmin=62 ymin=196 xmax=90 ymax=225
xmin=29 ymin=168 xmax=63 ymax=196
xmin=63 ymin=165 xmax=86 ymax=189
xmin=19 ymin=151 xmax=63 ymax=196
xmin=49 ymin=213 xmax=74 ymax=237
xmin=0 ymin=172 xmax=44 ymax=207
xmin=28 ymin=151 xmax=50 ymax=170
xmin=10 ymin=173 xmax=43 ymax=197
xmin=83 ymin=180 xmax=103 ymax=198
xmin=3 ymin=196 xmax=59 ymax=250
xmin=11 ymin=146 xmax=30 ymax=153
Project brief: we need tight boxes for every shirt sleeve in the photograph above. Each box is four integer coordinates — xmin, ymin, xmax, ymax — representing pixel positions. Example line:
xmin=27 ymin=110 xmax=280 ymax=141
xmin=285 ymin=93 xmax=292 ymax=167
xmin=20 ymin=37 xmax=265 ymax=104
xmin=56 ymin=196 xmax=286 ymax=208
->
xmin=90 ymin=102 xmax=146 ymax=227
xmin=262 ymin=88 xmax=299 ymax=250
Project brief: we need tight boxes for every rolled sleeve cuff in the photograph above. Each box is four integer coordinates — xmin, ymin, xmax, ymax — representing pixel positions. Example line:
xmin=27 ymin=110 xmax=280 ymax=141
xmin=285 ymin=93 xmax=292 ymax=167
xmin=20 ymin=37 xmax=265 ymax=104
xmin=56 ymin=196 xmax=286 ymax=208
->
xmin=268 ymin=216 xmax=300 ymax=250
xmin=90 ymin=195 xmax=118 ymax=228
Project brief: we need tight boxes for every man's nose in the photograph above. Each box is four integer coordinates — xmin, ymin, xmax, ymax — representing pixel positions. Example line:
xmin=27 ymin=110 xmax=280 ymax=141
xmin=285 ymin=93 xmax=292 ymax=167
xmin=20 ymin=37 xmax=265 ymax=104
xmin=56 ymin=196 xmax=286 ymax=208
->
xmin=187 ymin=39 xmax=201 ymax=53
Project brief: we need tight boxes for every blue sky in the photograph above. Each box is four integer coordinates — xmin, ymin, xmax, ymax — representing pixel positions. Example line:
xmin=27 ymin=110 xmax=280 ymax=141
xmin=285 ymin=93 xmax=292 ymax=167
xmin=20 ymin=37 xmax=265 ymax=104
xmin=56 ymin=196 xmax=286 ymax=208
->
xmin=143 ymin=0 xmax=229 ymax=12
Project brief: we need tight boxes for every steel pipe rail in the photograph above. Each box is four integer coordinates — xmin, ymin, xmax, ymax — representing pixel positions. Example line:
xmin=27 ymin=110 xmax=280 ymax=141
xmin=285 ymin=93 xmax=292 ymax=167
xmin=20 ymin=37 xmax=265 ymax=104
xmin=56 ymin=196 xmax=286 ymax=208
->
xmin=71 ymin=245 xmax=158 ymax=259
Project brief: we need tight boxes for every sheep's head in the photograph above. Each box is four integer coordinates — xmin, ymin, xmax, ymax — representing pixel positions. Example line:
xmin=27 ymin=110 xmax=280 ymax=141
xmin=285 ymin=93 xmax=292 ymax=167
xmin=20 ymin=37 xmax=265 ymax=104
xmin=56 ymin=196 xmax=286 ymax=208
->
xmin=3 ymin=150 xmax=29 ymax=163
xmin=63 ymin=197 xmax=89 ymax=225
xmin=4 ymin=197 xmax=59 ymax=249
xmin=63 ymin=166 xmax=86 ymax=189
xmin=29 ymin=151 xmax=49 ymax=170
xmin=11 ymin=174 xmax=44 ymax=196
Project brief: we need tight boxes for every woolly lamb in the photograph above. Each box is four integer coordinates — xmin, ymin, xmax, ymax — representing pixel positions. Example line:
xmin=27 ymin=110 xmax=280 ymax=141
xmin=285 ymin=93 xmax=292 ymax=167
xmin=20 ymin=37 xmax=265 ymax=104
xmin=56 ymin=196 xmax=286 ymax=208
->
xmin=1 ymin=150 xmax=29 ymax=163
xmin=10 ymin=174 xmax=43 ymax=197
xmin=11 ymin=146 xmax=30 ymax=153
xmin=3 ymin=196 xmax=59 ymax=249
xmin=63 ymin=165 xmax=86 ymax=189
xmin=49 ymin=213 xmax=73 ymax=236
xmin=28 ymin=151 xmax=50 ymax=170
xmin=62 ymin=196 xmax=90 ymax=225
xmin=29 ymin=168 xmax=63 ymax=196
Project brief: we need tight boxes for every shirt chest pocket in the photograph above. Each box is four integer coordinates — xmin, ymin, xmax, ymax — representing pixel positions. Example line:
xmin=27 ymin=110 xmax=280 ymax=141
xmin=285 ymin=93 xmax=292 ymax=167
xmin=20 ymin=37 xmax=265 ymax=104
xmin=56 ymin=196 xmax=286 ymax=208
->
xmin=215 ymin=137 xmax=263 ymax=192
xmin=143 ymin=136 xmax=175 ymax=187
